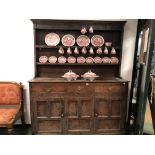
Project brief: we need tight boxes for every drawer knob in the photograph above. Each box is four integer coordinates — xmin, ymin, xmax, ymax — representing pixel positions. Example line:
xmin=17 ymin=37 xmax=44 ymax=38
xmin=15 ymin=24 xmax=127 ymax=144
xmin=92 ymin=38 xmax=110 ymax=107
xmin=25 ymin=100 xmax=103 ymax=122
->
xmin=95 ymin=113 xmax=98 ymax=117
xmin=47 ymin=88 xmax=52 ymax=92
xmin=86 ymin=83 xmax=89 ymax=86
xmin=61 ymin=113 xmax=64 ymax=117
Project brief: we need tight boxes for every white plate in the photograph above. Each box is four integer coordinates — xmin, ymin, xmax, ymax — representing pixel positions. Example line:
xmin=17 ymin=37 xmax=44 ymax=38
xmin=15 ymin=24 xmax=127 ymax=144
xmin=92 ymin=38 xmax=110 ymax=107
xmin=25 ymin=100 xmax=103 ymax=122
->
xmin=45 ymin=33 xmax=60 ymax=46
xmin=77 ymin=57 xmax=85 ymax=63
xmin=49 ymin=56 xmax=57 ymax=63
xmin=86 ymin=57 xmax=94 ymax=63
xmin=62 ymin=34 xmax=75 ymax=46
xmin=76 ymin=35 xmax=90 ymax=47
xmin=39 ymin=56 xmax=48 ymax=63
xmin=91 ymin=35 xmax=104 ymax=47
xmin=58 ymin=56 xmax=67 ymax=63
xmin=68 ymin=56 xmax=76 ymax=63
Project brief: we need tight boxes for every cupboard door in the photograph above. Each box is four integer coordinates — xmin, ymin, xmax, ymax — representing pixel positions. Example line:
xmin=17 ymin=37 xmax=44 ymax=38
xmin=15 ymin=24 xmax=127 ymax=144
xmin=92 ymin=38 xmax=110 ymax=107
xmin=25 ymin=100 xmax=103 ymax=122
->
xmin=66 ymin=96 xmax=93 ymax=134
xmin=32 ymin=93 xmax=65 ymax=134
xmin=94 ymin=83 xmax=127 ymax=134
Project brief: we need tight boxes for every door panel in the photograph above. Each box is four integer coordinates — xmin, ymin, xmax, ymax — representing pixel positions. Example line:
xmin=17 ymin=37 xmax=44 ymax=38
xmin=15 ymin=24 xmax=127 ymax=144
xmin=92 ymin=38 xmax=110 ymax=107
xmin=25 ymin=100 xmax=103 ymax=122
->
xmin=66 ymin=97 xmax=93 ymax=134
xmin=96 ymin=119 xmax=120 ymax=130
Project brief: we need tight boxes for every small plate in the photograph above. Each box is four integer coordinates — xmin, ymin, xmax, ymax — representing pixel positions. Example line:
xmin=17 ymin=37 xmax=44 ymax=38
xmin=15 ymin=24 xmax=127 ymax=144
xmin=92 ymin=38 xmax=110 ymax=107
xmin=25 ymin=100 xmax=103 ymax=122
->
xmin=102 ymin=57 xmax=110 ymax=63
xmin=49 ymin=56 xmax=57 ymax=63
xmin=93 ymin=57 xmax=102 ymax=63
xmin=86 ymin=57 xmax=94 ymax=63
xmin=39 ymin=56 xmax=48 ymax=63
xmin=77 ymin=57 xmax=85 ymax=63
xmin=62 ymin=34 xmax=75 ymax=46
xmin=68 ymin=56 xmax=76 ymax=63
xmin=58 ymin=56 xmax=67 ymax=63
xmin=45 ymin=33 xmax=60 ymax=46
xmin=111 ymin=57 xmax=119 ymax=64
xmin=76 ymin=35 xmax=90 ymax=47
xmin=91 ymin=35 xmax=104 ymax=47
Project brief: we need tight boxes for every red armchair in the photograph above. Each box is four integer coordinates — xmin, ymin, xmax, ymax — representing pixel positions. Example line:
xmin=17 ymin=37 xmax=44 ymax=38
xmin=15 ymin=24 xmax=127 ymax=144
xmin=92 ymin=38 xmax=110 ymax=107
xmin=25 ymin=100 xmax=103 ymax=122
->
xmin=0 ymin=82 xmax=25 ymax=134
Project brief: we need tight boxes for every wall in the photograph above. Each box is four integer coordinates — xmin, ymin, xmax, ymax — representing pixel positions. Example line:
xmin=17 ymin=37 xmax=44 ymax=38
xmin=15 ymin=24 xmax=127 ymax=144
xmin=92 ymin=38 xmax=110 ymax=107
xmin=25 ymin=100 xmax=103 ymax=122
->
xmin=0 ymin=19 xmax=137 ymax=124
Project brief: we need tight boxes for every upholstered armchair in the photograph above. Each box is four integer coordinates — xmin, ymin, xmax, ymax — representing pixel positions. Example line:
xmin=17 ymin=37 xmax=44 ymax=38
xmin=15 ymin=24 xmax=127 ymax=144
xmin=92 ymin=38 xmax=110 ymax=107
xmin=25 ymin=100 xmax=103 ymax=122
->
xmin=0 ymin=82 xmax=25 ymax=134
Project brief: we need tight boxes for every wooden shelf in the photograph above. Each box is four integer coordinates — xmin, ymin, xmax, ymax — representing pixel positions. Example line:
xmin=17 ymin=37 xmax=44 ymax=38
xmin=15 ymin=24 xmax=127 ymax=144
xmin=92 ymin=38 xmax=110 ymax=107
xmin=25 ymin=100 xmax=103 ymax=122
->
xmin=36 ymin=62 xmax=120 ymax=66
xmin=35 ymin=45 xmax=121 ymax=50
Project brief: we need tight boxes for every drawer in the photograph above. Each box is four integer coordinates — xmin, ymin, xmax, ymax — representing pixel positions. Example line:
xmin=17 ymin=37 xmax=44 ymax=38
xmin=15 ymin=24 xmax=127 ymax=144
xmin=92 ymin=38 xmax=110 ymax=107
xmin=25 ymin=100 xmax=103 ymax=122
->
xmin=30 ymin=83 xmax=67 ymax=93
xmin=67 ymin=83 xmax=93 ymax=94
xmin=94 ymin=83 xmax=127 ymax=94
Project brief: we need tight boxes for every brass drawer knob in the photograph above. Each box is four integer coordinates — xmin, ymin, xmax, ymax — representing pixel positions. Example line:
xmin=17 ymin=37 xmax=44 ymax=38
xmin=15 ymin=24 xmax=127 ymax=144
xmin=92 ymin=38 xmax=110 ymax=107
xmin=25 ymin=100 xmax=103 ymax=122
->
xmin=95 ymin=113 xmax=98 ymax=117
xmin=47 ymin=88 xmax=52 ymax=92
xmin=86 ymin=83 xmax=89 ymax=86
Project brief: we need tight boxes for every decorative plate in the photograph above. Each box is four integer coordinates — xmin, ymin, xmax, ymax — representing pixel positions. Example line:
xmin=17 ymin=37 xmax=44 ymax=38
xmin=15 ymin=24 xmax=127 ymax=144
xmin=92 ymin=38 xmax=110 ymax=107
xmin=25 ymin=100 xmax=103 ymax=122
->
xmin=111 ymin=57 xmax=119 ymax=64
xmin=39 ymin=56 xmax=48 ymax=63
xmin=93 ymin=57 xmax=102 ymax=63
xmin=49 ymin=56 xmax=57 ymax=63
xmin=86 ymin=57 xmax=94 ymax=63
xmin=102 ymin=57 xmax=110 ymax=63
xmin=76 ymin=35 xmax=90 ymax=47
xmin=58 ymin=56 xmax=67 ymax=63
xmin=91 ymin=35 xmax=104 ymax=47
xmin=61 ymin=34 xmax=75 ymax=46
xmin=45 ymin=33 xmax=60 ymax=46
xmin=77 ymin=56 xmax=85 ymax=63
xmin=68 ymin=56 xmax=76 ymax=63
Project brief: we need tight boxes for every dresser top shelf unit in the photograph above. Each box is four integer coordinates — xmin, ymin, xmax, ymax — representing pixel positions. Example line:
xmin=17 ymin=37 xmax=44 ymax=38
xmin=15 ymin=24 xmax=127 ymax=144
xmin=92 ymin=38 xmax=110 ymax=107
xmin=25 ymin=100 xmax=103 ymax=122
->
xmin=31 ymin=19 xmax=126 ymax=79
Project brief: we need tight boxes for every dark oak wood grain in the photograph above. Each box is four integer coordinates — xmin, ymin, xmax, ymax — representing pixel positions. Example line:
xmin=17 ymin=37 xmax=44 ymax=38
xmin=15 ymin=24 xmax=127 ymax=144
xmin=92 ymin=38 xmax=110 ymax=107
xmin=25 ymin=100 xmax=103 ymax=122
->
xmin=29 ymin=19 xmax=128 ymax=134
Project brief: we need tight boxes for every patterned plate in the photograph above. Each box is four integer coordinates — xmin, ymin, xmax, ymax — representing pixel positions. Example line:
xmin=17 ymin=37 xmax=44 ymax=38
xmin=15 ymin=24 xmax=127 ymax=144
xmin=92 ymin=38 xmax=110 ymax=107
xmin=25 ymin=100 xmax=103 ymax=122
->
xmin=77 ymin=56 xmax=85 ymax=63
xmin=68 ymin=56 xmax=76 ymax=63
xmin=111 ymin=57 xmax=119 ymax=64
xmin=76 ymin=35 xmax=90 ymax=47
xmin=91 ymin=35 xmax=104 ymax=47
xmin=93 ymin=57 xmax=102 ymax=63
xmin=58 ymin=56 xmax=67 ymax=63
xmin=61 ymin=34 xmax=75 ymax=46
xmin=39 ymin=56 xmax=48 ymax=63
xmin=102 ymin=57 xmax=110 ymax=63
xmin=49 ymin=56 xmax=57 ymax=63
xmin=45 ymin=33 xmax=60 ymax=46
xmin=86 ymin=57 xmax=94 ymax=63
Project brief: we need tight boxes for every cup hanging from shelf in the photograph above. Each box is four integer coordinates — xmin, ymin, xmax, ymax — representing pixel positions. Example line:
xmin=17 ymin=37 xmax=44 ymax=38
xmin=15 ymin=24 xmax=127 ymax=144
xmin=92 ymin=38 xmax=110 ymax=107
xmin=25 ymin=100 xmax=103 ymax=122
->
xmin=67 ymin=47 xmax=72 ymax=55
xmin=89 ymin=26 xmax=93 ymax=33
xmin=58 ymin=46 xmax=64 ymax=54
xmin=96 ymin=47 xmax=102 ymax=54
xmin=89 ymin=47 xmax=94 ymax=54
xmin=74 ymin=47 xmax=79 ymax=54
xmin=81 ymin=47 xmax=87 ymax=54
xmin=104 ymin=47 xmax=109 ymax=54
xmin=81 ymin=27 xmax=87 ymax=34
xmin=111 ymin=47 xmax=116 ymax=54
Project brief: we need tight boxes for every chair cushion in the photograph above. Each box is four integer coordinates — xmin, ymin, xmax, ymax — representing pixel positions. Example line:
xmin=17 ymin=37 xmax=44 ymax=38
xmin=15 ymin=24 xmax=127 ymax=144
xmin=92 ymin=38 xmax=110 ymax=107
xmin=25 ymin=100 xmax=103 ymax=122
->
xmin=0 ymin=83 xmax=20 ymax=105
xmin=0 ymin=109 xmax=18 ymax=124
